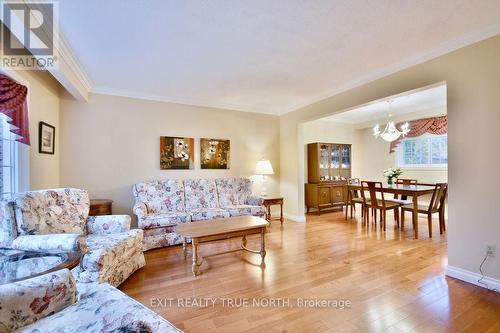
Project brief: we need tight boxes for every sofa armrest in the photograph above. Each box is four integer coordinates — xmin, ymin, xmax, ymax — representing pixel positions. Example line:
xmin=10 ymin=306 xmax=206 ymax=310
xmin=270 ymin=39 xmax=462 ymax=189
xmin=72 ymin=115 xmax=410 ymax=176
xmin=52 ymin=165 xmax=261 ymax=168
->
xmin=11 ymin=234 xmax=88 ymax=253
xmin=133 ymin=202 xmax=148 ymax=219
xmin=246 ymin=196 xmax=264 ymax=206
xmin=0 ymin=268 xmax=77 ymax=332
xmin=86 ymin=215 xmax=131 ymax=235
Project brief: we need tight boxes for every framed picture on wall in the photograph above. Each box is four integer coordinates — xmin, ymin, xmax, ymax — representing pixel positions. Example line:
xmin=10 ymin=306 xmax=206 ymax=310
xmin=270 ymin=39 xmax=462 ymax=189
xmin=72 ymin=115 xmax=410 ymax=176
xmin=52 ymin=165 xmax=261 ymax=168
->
xmin=39 ymin=121 xmax=55 ymax=154
xmin=200 ymin=138 xmax=230 ymax=169
xmin=160 ymin=136 xmax=195 ymax=169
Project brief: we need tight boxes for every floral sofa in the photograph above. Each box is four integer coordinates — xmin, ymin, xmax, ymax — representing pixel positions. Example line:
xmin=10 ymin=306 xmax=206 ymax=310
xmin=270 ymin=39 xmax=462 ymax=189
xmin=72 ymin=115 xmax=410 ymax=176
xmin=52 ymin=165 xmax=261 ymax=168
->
xmin=0 ymin=188 xmax=145 ymax=287
xmin=133 ymin=178 xmax=266 ymax=250
xmin=0 ymin=268 xmax=181 ymax=333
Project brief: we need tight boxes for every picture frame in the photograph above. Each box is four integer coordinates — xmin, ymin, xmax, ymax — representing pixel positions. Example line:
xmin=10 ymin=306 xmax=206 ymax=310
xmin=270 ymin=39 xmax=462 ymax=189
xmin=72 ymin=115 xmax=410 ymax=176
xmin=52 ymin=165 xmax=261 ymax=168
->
xmin=38 ymin=121 xmax=55 ymax=154
xmin=200 ymin=138 xmax=230 ymax=169
xmin=160 ymin=136 xmax=195 ymax=169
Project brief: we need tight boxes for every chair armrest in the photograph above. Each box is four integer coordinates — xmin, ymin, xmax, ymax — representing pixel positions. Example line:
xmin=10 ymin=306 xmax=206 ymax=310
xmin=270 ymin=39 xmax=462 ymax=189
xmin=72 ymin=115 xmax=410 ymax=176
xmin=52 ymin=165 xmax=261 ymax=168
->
xmin=0 ymin=268 xmax=77 ymax=332
xmin=133 ymin=202 xmax=148 ymax=219
xmin=246 ymin=196 xmax=264 ymax=206
xmin=11 ymin=234 xmax=87 ymax=253
xmin=86 ymin=215 xmax=131 ymax=235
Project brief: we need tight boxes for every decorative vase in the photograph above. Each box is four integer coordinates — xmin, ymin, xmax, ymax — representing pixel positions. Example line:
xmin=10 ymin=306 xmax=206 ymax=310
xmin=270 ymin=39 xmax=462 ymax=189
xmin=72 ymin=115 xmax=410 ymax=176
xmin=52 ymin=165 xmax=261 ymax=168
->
xmin=387 ymin=177 xmax=394 ymax=185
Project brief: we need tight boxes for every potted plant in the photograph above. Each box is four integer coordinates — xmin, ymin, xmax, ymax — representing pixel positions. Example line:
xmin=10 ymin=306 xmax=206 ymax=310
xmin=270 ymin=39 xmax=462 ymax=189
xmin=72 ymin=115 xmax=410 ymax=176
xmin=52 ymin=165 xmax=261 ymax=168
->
xmin=383 ymin=168 xmax=403 ymax=185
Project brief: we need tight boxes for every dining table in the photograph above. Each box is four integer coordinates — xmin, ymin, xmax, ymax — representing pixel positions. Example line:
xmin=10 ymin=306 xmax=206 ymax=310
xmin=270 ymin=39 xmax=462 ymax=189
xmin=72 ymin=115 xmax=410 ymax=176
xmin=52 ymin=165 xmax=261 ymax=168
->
xmin=346 ymin=183 xmax=437 ymax=239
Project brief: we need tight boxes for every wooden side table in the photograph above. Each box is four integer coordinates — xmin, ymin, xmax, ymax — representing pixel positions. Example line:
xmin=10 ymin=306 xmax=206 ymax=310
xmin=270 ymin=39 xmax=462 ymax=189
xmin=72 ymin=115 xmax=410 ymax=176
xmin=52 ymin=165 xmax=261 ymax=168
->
xmin=89 ymin=199 xmax=113 ymax=216
xmin=262 ymin=197 xmax=284 ymax=225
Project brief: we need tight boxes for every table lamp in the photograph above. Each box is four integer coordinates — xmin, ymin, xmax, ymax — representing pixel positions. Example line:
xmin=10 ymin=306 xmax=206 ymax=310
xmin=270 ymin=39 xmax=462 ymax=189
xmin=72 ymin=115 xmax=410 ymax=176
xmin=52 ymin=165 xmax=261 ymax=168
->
xmin=255 ymin=159 xmax=274 ymax=196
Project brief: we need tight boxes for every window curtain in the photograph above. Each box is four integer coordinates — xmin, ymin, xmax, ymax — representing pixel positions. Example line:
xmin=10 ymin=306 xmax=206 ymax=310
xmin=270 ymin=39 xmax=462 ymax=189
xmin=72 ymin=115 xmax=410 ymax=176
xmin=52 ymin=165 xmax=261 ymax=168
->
xmin=0 ymin=74 xmax=30 ymax=145
xmin=389 ymin=115 xmax=447 ymax=153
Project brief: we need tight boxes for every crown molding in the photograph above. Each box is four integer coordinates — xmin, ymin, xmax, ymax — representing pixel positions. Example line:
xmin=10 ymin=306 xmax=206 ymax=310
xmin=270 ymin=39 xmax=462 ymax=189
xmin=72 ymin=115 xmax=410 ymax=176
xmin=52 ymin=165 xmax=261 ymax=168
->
xmin=283 ymin=23 xmax=500 ymax=115
xmin=91 ymin=86 xmax=281 ymax=116
xmin=56 ymin=33 xmax=92 ymax=92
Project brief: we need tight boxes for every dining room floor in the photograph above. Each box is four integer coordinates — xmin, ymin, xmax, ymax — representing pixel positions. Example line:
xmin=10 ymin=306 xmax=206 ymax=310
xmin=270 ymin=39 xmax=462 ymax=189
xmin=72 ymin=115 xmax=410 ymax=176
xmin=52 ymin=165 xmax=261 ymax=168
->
xmin=120 ymin=209 xmax=500 ymax=333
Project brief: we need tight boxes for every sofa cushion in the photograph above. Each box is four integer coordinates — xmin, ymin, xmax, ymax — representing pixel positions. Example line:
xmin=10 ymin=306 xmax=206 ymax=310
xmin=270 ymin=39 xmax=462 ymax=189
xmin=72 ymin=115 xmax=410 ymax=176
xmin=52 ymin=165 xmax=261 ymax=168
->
xmin=139 ymin=212 xmax=191 ymax=229
xmin=14 ymin=188 xmax=89 ymax=236
xmin=16 ymin=282 xmax=182 ymax=333
xmin=184 ymin=179 xmax=219 ymax=210
xmin=189 ymin=208 xmax=230 ymax=221
xmin=0 ymin=268 xmax=77 ymax=333
xmin=226 ymin=205 xmax=267 ymax=217
xmin=216 ymin=178 xmax=253 ymax=207
xmin=82 ymin=230 xmax=143 ymax=272
xmin=133 ymin=180 xmax=186 ymax=213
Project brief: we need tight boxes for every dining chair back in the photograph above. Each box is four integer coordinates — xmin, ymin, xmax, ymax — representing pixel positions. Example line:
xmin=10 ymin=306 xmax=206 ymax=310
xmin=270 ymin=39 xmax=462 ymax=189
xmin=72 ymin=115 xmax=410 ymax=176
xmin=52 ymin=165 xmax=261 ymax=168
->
xmin=429 ymin=183 xmax=448 ymax=212
xmin=395 ymin=179 xmax=417 ymax=201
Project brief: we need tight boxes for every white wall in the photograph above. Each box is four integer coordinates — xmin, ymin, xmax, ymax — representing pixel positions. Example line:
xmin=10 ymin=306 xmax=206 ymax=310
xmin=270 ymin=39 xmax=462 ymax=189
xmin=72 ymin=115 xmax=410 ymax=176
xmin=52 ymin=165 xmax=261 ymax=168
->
xmin=60 ymin=93 xmax=280 ymax=224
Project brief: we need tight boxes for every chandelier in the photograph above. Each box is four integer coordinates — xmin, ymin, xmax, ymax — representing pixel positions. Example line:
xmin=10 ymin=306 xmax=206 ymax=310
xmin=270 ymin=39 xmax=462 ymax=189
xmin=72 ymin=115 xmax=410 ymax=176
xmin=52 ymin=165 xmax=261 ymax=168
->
xmin=373 ymin=101 xmax=410 ymax=142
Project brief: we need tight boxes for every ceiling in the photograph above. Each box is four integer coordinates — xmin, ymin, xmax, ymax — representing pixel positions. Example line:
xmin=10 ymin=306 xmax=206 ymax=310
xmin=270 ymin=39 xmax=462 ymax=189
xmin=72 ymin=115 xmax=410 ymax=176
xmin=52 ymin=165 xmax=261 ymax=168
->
xmin=58 ymin=0 xmax=500 ymax=115
xmin=321 ymin=84 xmax=447 ymax=124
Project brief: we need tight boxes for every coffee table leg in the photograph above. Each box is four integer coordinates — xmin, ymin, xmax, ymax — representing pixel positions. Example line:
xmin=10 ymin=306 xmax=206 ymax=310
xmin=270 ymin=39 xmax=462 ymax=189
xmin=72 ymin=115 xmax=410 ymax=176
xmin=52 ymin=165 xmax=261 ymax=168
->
xmin=260 ymin=228 xmax=266 ymax=265
xmin=192 ymin=238 xmax=199 ymax=276
xmin=242 ymin=235 xmax=247 ymax=247
xmin=182 ymin=237 xmax=187 ymax=258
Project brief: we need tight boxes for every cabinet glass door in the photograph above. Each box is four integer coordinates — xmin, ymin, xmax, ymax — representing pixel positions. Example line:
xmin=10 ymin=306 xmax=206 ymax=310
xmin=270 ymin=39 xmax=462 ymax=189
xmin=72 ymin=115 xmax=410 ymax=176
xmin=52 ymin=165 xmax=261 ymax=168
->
xmin=340 ymin=145 xmax=351 ymax=178
xmin=319 ymin=144 xmax=330 ymax=181
xmin=330 ymin=144 xmax=340 ymax=179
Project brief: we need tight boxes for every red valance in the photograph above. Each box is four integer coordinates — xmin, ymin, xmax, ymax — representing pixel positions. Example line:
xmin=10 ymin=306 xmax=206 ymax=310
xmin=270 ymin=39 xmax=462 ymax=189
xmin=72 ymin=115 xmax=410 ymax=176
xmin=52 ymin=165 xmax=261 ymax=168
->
xmin=0 ymin=74 xmax=30 ymax=145
xmin=389 ymin=115 xmax=447 ymax=153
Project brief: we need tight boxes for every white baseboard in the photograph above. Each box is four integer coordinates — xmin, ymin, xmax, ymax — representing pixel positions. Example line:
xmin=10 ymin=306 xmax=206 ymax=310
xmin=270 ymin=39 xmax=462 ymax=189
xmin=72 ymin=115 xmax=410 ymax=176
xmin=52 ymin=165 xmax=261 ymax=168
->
xmin=446 ymin=265 xmax=500 ymax=291
xmin=283 ymin=213 xmax=306 ymax=222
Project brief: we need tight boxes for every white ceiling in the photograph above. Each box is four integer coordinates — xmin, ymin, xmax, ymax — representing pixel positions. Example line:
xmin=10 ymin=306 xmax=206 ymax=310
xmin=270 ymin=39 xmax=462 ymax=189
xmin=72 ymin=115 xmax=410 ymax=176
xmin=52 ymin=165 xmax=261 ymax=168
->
xmin=58 ymin=0 xmax=500 ymax=115
xmin=321 ymin=84 xmax=447 ymax=124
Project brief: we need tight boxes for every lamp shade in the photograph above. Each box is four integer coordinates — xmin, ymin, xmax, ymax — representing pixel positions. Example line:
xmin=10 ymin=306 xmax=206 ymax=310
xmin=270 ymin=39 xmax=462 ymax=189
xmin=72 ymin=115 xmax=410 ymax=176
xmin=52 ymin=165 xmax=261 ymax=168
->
xmin=255 ymin=159 xmax=274 ymax=175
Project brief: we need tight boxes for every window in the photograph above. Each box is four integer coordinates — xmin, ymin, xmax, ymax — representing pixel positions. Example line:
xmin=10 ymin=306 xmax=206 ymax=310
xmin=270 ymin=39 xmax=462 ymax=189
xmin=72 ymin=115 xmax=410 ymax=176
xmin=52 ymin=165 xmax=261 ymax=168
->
xmin=0 ymin=113 xmax=19 ymax=198
xmin=397 ymin=134 xmax=447 ymax=169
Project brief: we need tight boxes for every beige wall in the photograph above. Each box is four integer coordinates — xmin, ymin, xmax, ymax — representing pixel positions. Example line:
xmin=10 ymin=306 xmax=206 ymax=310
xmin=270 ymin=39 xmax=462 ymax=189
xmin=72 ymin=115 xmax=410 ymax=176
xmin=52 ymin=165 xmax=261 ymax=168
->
xmin=6 ymin=70 xmax=61 ymax=190
xmin=59 ymin=93 xmax=280 ymax=224
xmin=281 ymin=35 xmax=500 ymax=280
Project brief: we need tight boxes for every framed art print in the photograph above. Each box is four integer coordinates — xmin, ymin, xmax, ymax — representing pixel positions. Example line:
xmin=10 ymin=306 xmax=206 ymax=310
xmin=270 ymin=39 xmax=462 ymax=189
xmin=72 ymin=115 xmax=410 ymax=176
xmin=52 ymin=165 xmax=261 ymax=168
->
xmin=160 ymin=136 xmax=194 ymax=169
xmin=39 ymin=121 xmax=55 ymax=154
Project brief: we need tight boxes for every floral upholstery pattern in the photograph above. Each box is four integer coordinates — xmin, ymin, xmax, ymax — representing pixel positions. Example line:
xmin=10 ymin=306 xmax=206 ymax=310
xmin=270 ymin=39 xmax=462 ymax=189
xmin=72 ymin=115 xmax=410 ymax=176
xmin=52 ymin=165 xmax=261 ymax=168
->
xmin=86 ymin=215 xmax=131 ymax=235
xmin=133 ymin=178 xmax=265 ymax=250
xmin=133 ymin=180 xmax=185 ymax=213
xmin=184 ymin=179 xmax=219 ymax=210
xmin=4 ymin=188 xmax=145 ymax=287
xmin=11 ymin=234 xmax=88 ymax=253
xmin=14 ymin=188 xmax=89 ymax=235
xmin=0 ymin=268 xmax=77 ymax=333
xmin=75 ymin=230 xmax=144 ymax=287
xmin=216 ymin=178 xmax=253 ymax=207
xmin=139 ymin=212 xmax=191 ymax=229
xmin=0 ymin=199 xmax=17 ymax=248
xmin=226 ymin=205 xmax=266 ymax=217
xmin=17 ymin=282 xmax=182 ymax=333
xmin=189 ymin=208 xmax=230 ymax=222
xmin=142 ymin=227 xmax=186 ymax=251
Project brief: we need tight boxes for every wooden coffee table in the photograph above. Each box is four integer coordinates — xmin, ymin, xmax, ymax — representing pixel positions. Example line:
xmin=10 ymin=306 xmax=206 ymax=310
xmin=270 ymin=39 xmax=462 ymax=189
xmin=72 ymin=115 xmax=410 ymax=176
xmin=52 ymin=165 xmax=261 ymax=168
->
xmin=175 ymin=216 xmax=269 ymax=276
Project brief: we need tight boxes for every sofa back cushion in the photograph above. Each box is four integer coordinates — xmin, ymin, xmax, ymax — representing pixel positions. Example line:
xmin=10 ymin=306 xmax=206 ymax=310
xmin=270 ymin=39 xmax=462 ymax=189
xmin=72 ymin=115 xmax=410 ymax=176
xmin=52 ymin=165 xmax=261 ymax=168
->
xmin=14 ymin=188 xmax=89 ymax=236
xmin=216 ymin=178 xmax=252 ymax=207
xmin=184 ymin=179 xmax=219 ymax=210
xmin=133 ymin=180 xmax=185 ymax=213
xmin=0 ymin=268 xmax=77 ymax=332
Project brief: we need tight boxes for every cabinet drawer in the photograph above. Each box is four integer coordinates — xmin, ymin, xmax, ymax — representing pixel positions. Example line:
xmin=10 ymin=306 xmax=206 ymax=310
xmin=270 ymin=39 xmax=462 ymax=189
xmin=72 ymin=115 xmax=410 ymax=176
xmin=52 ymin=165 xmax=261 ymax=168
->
xmin=318 ymin=187 xmax=331 ymax=204
xmin=331 ymin=186 xmax=344 ymax=203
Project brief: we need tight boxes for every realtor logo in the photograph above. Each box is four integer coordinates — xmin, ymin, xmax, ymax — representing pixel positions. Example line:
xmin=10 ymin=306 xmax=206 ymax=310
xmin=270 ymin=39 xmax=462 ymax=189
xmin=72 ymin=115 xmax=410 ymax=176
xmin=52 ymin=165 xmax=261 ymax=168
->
xmin=1 ymin=0 xmax=58 ymax=70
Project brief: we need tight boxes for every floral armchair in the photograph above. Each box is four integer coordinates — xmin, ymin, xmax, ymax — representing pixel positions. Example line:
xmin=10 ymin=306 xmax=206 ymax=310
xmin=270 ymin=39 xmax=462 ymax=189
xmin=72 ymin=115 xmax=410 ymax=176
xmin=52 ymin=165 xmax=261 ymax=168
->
xmin=0 ymin=188 xmax=145 ymax=287
xmin=0 ymin=268 xmax=182 ymax=333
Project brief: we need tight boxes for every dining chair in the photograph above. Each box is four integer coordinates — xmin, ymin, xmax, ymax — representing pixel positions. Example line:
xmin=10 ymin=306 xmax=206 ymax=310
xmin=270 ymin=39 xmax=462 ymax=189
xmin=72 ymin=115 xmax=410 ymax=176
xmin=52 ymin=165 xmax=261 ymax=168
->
xmin=392 ymin=179 xmax=418 ymax=204
xmin=400 ymin=183 xmax=448 ymax=238
xmin=345 ymin=178 xmax=363 ymax=220
xmin=360 ymin=181 xmax=402 ymax=230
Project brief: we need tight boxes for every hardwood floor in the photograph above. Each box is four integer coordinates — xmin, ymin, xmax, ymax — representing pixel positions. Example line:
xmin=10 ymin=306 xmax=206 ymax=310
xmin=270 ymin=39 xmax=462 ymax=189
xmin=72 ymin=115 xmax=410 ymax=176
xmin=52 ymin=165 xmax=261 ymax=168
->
xmin=120 ymin=210 xmax=500 ymax=333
